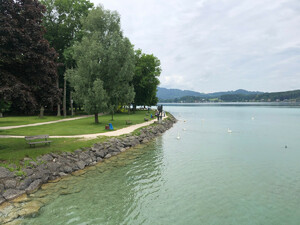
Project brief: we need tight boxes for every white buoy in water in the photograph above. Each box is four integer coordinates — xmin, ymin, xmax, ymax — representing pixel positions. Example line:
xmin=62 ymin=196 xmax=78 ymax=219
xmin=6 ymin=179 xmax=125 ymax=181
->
xmin=176 ymin=132 xmax=180 ymax=140
xmin=182 ymin=128 xmax=186 ymax=131
xmin=251 ymin=117 xmax=255 ymax=120
xmin=227 ymin=128 xmax=232 ymax=133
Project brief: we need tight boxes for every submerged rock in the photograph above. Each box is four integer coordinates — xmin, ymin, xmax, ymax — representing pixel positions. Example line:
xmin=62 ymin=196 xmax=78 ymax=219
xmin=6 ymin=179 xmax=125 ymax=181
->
xmin=18 ymin=200 xmax=42 ymax=217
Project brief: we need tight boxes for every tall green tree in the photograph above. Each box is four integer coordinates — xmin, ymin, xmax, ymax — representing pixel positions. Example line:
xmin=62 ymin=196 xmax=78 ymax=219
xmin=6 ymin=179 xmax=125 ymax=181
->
xmin=41 ymin=0 xmax=93 ymax=116
xmin=0 ymin=0 xmax=59 ymax=114
xmin=67 ymin=6 xmax=135 ymax=122
xmin=133 ymin=49 xmax=161 ymax=108
xmin=66 ymin=34 xmax=108 ymax=123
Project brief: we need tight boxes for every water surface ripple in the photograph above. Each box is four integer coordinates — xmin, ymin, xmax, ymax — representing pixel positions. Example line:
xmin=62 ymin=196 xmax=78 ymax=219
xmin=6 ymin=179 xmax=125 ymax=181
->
xmin=20 ymin=105 xmax=300 ymax=225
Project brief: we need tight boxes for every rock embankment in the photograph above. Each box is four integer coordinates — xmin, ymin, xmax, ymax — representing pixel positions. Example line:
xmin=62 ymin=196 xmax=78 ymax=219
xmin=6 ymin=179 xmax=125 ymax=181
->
xmin=0 ymin=115 xmax=176 ymax=206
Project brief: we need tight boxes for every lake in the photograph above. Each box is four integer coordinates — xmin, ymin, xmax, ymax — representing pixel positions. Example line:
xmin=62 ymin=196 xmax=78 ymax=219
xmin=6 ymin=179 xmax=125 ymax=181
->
xmin=21 ymin=104 xmax=300 ymax=225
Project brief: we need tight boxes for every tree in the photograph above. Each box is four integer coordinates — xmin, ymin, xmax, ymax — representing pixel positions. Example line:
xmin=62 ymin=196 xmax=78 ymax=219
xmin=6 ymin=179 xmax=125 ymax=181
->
xmin=0 ymin=0 xmax=60 ymax=114
xmin=67 ymin=6 xmax=135 ymax=122
xmin=66 ymin=33 xmax=109 ymax=123
xmin=133 ymin=49 xmax=161 ymax=109
xmin=41 ymin=0 xmax=93 ymax=116
xmin=104 ymin=33 xmax=135 ymax=120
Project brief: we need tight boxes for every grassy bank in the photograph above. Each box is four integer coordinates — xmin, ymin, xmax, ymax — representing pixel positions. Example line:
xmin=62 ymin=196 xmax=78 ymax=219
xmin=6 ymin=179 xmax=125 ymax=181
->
xmin=0 ymin=137 xmax=110 ymax=167
xmin=0 ymin=110 xmax=155 ymax=136
xmin=0 ymin=110 xmax=157 ymax=167
xmin=0 ymin=115 xmax=84 ymax=127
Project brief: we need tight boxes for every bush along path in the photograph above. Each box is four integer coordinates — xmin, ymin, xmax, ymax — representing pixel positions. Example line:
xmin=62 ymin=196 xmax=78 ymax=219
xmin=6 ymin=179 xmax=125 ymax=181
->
xmin=0 ymin=115 xmax=176 ymax=222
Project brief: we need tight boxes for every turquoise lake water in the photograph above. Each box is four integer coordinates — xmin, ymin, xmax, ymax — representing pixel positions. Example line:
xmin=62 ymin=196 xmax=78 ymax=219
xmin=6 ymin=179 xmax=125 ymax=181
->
xmin=22 ymin=104 xmax=300 ymax=225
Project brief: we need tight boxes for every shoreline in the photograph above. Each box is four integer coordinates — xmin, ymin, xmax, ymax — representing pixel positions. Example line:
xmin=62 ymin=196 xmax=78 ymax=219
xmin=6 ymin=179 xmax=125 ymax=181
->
xmin=0 ymin=114 xmax=176 ymax=222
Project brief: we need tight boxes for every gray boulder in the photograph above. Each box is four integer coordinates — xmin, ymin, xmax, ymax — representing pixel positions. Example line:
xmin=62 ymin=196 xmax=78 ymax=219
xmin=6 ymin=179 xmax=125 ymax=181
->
xmin=46 ymin=162 xmax=61 ymax=173
xmin=17 ymin=177 xmax=33 ymax=190
xmin=31 ymin=169 xmax=50 ymax=182
xmin=41 ymin=154 xmax=53 ymax=162
xmin=63 ymin=166 xmax=73 ymax=173
xmin=74 ymin=149 xmax=82 ymax=154
xmin=3 ymin=189 xmax=25 ymax=200
xmin=76 ymin=161 xmax=86 ymax=170
xmin=0 ymin=183 xmax=4 ymax=194
xmin=107 ymin=147 xmax=120 ymax=153
xmin=0 ymin=195 xmax=5 ymax=204
xmin=0 ymin=167 xmax=14 ymax=179
xmin=23 ymin=168 xmax=34 ymax=176
xmin=79 ymin=152 xmax=90 ymax=161
xmin=104 ymin=154 xmax=111 ymax=159
xmin=58 ymin=172 xmax=67 ymax=177
xmin=4 ymin=179 xmax=17 ymax=189
xmin=25 ymin=179 xmax=42 ymax=193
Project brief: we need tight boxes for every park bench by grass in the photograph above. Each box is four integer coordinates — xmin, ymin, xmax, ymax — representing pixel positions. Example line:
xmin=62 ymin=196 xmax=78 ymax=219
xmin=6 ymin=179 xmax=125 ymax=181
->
xmin=25 ymin=135 xmax=52 ymax=148
xmin=125 ymin=120 xmax=132 ymax=125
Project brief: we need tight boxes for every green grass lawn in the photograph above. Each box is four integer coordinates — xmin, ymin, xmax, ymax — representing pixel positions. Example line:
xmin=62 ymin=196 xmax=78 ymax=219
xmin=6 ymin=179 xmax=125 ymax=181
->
xmin=0 ymin=137 xmax=109 ymax=166
xmin=0 ymin=115 xmax=83 ymax=127
xmin=0 ymin=111 xmax=155 ymax=136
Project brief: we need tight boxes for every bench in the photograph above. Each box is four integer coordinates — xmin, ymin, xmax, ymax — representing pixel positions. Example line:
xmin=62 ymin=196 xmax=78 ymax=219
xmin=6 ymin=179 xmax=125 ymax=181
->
xmin=25 ymin=135 xmax=52 ymax=148
xmin=126 ymin=120 xmax=132 ymax=125
xmin=144 ymin=117 xmax=149 ymax=121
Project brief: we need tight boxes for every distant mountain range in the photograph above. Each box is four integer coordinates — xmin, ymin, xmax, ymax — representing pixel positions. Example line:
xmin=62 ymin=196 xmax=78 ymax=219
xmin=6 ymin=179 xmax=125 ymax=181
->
xmin=157 ymin=87 xmax=263 ymax=100
xmin=157 ymin=87 xmax=300 ymax=103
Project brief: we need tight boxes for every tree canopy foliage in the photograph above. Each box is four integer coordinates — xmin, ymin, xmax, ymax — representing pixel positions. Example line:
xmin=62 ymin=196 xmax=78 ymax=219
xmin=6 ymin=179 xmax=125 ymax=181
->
xmin=41 ymin=0 xmax=93 ymax=59
xmin=41 ymin=0 xmax=94 ymax=116
xmin=133 ymin=50 xmax=161 ymax=108
xmin=0 ymin=0 xmax=59 ymax=113
xmin=1 ymin=2 xmax=161 ymax=118
xmin=67 ymin=6 xmax=135 ymax=122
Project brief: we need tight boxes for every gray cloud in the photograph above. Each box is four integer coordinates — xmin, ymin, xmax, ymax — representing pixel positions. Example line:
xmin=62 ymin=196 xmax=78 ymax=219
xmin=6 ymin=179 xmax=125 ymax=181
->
xmin=92 ymin=0 xmax=300 ymax=92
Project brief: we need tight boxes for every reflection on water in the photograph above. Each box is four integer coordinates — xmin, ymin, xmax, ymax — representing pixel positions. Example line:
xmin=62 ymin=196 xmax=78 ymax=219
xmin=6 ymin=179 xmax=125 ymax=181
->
xmin=15 ymin=105 xmax=300 ymax=225
xmin=21 ymin=140 xmax=164 ymax=225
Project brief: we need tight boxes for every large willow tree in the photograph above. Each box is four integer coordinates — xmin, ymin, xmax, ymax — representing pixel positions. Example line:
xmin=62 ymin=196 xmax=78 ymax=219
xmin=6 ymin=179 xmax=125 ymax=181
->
xmin=66 ymin=6 xmax=135 ymax=123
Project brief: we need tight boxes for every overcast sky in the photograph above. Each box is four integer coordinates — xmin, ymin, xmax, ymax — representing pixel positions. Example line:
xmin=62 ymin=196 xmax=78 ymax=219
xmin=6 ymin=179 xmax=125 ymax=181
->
xmin=91 ymin=0 xmax=300 ymax=93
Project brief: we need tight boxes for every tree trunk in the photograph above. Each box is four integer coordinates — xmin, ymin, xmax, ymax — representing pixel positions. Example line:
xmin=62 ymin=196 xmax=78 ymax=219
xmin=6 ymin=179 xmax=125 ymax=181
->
xmin=39 ymin=106 xmax=44 ymax=118
xmin=128 ymin=104 xmax=130 ymax=115
xmin=0 ymin=112 xmax=3 ymax=118
xmin=94 ymin=113 xmax=99 ymax=123
xmin=56 ymin=78 xmax=61 ymax=116
xmin=70 ymin=92 xmax=74 ymax=116
xmin=111 ymin=110 xmax=114 ymax=121
xmin=133 ymin=104 xmax=136 ymax=113
xmin=63 ymin=77 xmax=67 ymax=117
